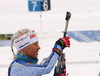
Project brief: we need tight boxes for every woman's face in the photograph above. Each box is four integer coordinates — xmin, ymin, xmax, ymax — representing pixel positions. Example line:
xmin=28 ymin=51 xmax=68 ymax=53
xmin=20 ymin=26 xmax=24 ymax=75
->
xmin=23 ymin=41 xmax=40 ymax=59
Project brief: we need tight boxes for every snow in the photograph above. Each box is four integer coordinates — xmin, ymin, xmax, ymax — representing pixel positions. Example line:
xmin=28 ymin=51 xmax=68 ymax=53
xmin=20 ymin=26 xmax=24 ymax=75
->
xmin=0 ymin=0 xmax=100 ymax=76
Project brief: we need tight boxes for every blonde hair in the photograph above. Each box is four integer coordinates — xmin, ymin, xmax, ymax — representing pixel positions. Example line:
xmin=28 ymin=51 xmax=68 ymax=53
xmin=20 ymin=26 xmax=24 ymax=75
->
xmin=11 ymin=28 xmax=31 ymax=59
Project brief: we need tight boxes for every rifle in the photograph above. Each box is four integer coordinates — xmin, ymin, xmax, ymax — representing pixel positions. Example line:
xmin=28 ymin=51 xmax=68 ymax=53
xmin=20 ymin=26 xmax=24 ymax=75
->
xmin=53 ymin=12 xmax=71 ymax=76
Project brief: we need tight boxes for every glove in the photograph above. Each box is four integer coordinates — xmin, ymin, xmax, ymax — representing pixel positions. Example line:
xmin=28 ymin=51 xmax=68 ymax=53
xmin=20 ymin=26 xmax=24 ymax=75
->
xmin=56 ymin=36 xmax=71 ymax=49
xmin=53 ymin=36 xmax=71 ymax=56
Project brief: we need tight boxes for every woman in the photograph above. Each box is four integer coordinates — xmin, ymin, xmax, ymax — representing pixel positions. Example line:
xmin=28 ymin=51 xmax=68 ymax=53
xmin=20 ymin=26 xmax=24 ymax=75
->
xmin=8 ymin=28 xmax=70 ymax=76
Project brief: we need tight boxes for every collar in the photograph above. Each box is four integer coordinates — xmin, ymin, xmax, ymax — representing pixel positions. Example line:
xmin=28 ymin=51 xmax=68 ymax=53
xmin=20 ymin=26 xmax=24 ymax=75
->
xmin=15 ymin=53 xmax=38 ymax=64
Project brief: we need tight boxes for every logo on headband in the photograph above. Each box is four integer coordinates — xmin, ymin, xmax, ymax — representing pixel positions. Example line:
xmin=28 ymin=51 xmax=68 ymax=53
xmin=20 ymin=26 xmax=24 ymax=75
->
xmin=29 ymin=30 xmax=36 ymax=39
xmin=29 ymin=34 xmax=36 ymax=39
xmin=19 ymin=42 xmax=29 ymax=49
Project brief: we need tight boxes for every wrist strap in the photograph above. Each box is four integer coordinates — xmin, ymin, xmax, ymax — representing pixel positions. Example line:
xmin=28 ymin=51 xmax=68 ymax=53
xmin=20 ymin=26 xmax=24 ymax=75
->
xmin=53 ymin=44 xmax=62 ymax=56
xmin=53 ymin=48 xmax=61 ymax=56
xmin=53 ymin=44 xmax=61 ymax=51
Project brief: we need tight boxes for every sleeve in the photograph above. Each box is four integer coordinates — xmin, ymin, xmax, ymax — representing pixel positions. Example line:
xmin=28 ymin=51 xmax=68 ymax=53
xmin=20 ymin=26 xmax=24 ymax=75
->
xmin=9 ymin=51 xmax=59 ymax=76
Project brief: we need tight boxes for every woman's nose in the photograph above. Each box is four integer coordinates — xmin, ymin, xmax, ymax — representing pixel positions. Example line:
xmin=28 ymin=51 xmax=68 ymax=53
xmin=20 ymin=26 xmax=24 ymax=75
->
xmin=38 ymin=45 xmax=41 ymax=50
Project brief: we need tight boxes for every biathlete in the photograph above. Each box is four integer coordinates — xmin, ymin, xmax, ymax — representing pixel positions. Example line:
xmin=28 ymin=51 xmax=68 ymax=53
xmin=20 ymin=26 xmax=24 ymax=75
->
xmin=8 ymin=28 xmax=70 ymax=76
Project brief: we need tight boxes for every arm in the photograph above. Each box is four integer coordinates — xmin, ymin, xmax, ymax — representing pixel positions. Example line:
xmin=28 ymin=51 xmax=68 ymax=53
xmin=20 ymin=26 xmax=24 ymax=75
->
xmin=9 ymin=52 xmax=59 ymax=76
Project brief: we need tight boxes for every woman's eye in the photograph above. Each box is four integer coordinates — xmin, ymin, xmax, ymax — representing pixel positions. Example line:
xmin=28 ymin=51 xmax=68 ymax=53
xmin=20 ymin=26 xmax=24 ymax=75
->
xmin=34 ymin=43 xmax=37 ymax=45
xmin=33 ymin=42 xmax=38 ymax=46
xmin=34 ymin=43 xmax=38 ymax=45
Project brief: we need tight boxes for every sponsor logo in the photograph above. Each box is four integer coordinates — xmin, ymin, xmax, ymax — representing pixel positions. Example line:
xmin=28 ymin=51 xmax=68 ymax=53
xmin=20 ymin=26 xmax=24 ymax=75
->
xmin=19 ymin=42 xmax=29 ymax=48
xmin=25 ymin=62 xmax=30 ymax=65
xmin=29 ymin=34 xmax=36 ymax=39
xmin=15 ymin=35 xmax=27 ymax=43
xmin=29 ymin=31 xmax=36 ymax=39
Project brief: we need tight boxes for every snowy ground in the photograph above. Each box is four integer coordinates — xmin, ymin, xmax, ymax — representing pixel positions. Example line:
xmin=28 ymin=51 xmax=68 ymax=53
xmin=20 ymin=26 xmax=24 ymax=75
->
xmin=0 ymin=0 xmax=100 ymax=76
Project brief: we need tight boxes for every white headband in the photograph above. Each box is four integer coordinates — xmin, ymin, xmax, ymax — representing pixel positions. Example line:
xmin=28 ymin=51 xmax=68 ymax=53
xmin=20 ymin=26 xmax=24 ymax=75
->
xmin=13 ymin=30 xmax=38 ymax=51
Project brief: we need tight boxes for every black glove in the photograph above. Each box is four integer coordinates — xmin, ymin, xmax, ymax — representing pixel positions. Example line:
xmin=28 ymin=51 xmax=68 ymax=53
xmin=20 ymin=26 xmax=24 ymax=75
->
xmin=53 ymin=36 xmax=71 ymax=56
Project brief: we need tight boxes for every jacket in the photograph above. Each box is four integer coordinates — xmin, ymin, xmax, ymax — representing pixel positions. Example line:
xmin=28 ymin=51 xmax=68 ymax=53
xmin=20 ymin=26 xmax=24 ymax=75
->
xmin=8 ymin=51 xmax=59 ymax=76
